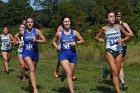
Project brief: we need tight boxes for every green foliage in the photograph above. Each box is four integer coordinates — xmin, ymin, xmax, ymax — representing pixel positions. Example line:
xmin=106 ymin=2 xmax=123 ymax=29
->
xmin=55 ymin=1 xmax=87 ymax=30
xmin=93 ymin=0 xmax=133 ymax=24
xmin=133 ymin=0 xmax=140 ymax=38
xmin=0 ymin=0 xmax=139 ymax=43
xmin=0 ymin=0 xmax=34 ymax=27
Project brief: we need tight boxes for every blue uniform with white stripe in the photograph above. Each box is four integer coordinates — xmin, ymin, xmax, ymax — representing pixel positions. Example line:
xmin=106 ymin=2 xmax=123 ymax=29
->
xmin=59 ymin=29 xmax=77 ymax=64
xmin=22 ymin=28 xmax=39 ymax=62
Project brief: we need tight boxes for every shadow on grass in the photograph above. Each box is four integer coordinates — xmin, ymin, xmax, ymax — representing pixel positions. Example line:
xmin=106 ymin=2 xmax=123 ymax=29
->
xmin=21 ymin=85 xmax=42 ymax=93
xmin=16 ymin=74 xmax=29 ymax=80
xmin=90 ymin=79 xmax=114 ymax=93
xmin=0 ymin=68 xmax=15 ymax=74
xmin=103 ymin=80 xmax=114 ymax=86
xmin=0 ymin=68 xmax=15 ymax=72
xmin=90 ymin=86 xmax=114 ymax=93
xmin=52 ymin=87 xmax=69 ymax=93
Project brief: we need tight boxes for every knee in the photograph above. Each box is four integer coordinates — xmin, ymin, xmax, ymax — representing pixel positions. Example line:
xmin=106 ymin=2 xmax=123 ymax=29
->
xmin=112 ymin=70 xmax=119 ymax=77
xmin=66 ymin=72 xmax=72 ymax=78
xmin=3 ymin=59 xmax=8 ymax=62
xmin=29 ymin=67 xmax=35 ymax=73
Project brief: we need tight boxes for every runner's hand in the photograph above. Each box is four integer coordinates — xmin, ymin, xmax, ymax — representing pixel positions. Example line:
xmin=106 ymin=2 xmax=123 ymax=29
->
xmin=117 ymin=39 xmax=123 ymax=44
xmin=31 ymin=36 xmax=36 ymax=42
xmin=5 ymin=41 xmax=10 ymax=45
xmin=56 ymin=45 xmax=61 ymax=50
xmin=98 ymin=38 xmax=104 ymax=43
xmin=69 ymin=42 xmax=76 ymax=46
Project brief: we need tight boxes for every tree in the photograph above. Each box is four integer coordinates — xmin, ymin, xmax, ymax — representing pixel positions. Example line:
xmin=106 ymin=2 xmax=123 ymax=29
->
xmin=0 ymin=0 xmax=34 ymax=27
xmin=92 ymin=0 xmax=134 ymax=35
xmin=34 ymin=0 xmax=59 ymax=27
xmin=133 ymin=0 xmax=140 ymax=38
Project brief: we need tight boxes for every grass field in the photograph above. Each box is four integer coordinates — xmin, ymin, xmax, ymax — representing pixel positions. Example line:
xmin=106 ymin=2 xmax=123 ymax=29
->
xmin=0 ymin=54 xmax=140 ymax=93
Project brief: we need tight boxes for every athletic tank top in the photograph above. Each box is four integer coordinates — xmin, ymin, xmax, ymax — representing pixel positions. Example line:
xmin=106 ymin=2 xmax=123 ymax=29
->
xmin=106 ymin=25 xmax=122 ymax=51
xmin=120 ymin=22 xmax=128 ymax=38
xmin=60 ymin=29 xmax=76 ymax=52
xmin=1 ymin=34 xmax=12 ymax=50
xmin=23 ymin=28 xmax=39 ymax=52
xmin=17 ymin=37 xmax=24 ymax=52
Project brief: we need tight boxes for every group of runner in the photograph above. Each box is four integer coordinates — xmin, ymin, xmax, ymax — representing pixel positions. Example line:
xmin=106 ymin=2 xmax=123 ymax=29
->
xmin=0 ymin=10 xmax=133 ymax=93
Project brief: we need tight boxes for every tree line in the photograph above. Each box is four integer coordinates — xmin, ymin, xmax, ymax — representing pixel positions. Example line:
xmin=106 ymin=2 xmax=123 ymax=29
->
xmin=0 ymin=0 xmax=139 ymax=41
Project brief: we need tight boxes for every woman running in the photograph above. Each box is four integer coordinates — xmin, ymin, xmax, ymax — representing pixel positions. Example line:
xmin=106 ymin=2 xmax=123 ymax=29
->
xmin=115 ymin=10 xmax=134 ymax=90
xmin=18 ymin=18 xmax=46 ymax=93
xmin=1 ymin=26 xmax=14 ymax=74
xmin=52 ymin=15 xmax=84 ymax=93
xmin=54 ymin=21 xmax=77 ymax=80
xmin=15 ymin=24 xmax=28 ymax=81
xmin=95 ymin=11 xmax=129 ymax=93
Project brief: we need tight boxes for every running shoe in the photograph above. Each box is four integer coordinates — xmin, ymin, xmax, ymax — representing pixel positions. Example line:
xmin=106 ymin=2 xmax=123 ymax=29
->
xmin=102 ymin=67 xmax=109 ymax=79
xmin=6 ymin=71 xmax=9 ymax=74
xmin=122 ymin=83 xmax=128 ymax=90
xmin=72 ymin=76 xmax=77 ymax=81
xmin=22 ymin=76 xmax=26 ymax=81
xmin=61 ymin=70 xmax=66 ymax=82
xmin=4 ymin=70 xmax=9 ymax=74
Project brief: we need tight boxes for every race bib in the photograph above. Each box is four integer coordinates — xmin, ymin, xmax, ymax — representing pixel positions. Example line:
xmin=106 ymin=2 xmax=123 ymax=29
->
xmin=109 ymin=38 xmax=117 ymax=46
xmin=2 ymin=42 xmax=7 ymax=48
xmin=25 ymin=44 xmax=33 ymax=50
xmin=2 ymin=42 xmax=10 ymax=49
xmin=63 ymin=42 xmax=70 ymax=49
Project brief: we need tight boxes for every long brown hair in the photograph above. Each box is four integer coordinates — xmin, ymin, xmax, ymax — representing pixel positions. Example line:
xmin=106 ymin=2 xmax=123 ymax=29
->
xmin=3 ymin=25 xmax=10 ymax=33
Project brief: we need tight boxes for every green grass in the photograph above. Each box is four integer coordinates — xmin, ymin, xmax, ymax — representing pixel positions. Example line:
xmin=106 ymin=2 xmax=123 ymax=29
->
xmin=0 ymin=55 xmax=140 ymax=93
xmin=0 ymin=41 xmax=140 ymax=93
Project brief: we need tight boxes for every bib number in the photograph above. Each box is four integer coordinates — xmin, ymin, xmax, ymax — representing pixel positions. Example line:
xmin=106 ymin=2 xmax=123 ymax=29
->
xmin=63 ymin=42 xmax=70 ymax=49
xmin=2 ymin=42 xmax=7 ymax=48
xmin=25 ymin=44 xmax=33 ymax=50
xmin=109 ymin=38 xmax=117 ymax=46
xmin=2 ymin=42 xmax=10 ymax=49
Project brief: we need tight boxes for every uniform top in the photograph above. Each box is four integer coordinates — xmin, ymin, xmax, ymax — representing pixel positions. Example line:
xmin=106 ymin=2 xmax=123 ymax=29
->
xmin=23 ymin=28 xmax=39 ymax=52
xmin=105 ymin=25 xmax=122 ymax=51
xmin=1 ymin=34 xmax=12 ymax=50
xmin=120 ymin=21 xmax=129 ymax=38
xmin=60 ymin=29 xmax=76 ymax=52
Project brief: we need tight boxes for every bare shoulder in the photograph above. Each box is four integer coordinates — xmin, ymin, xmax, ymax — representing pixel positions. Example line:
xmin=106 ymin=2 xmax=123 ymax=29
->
xmin=73 ymin=30 xmax=78 ymax=33
xmin=36 ymin=28 xmax=41 ymax=34
xmin=8 ymin=33 xmax=13 ymax=37
xmin=36 ymin=29 xmax=46 ymax=36
xmin=73 ymin=30 xmax=79 ymax=36
xmin=56 ymin=31 xmax=62 ymax=36
xmin=57 ymin=25 xmax=63 ymax=32
xmin=101 ymin=26 xmax=106 ymax=33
